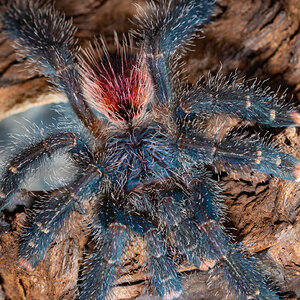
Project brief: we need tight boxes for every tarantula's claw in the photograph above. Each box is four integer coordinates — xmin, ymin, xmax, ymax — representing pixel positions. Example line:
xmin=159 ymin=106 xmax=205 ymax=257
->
xmin=18 ymin=257 xmax=35 ymax=272
xmin=291 ymin=112 xmax=300 ymax=125
xmin=74 ymin=200 xmax=88 ymax=215
xmin=294 ymin=163 xmax=300 ymax=182
xmin=0 ymin=212 xmax=10 ymax=232
xmin=0 ymin=190 xmax=6 ymax=211
xmin=199 ymin=259 xmax=216 ymax=271
xmin=163 ymin=290 xmax=182 ymax=300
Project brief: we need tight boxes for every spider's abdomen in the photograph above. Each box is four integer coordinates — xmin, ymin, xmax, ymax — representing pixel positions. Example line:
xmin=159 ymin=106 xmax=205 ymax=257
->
xmin=103 ymin=124 xmax=178 ymax=190
xmin=81 ymin=44 xmax=153 ymax=123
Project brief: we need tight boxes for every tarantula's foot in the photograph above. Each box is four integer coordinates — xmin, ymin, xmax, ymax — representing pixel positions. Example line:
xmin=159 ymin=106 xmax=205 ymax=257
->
xmin=294 ymin=163 xmax=300 ymax=182
xmin=18 ymin=257 xmax=35 ymax=272
xmin=199 ymin=259 xmax=216 ymax=271
xmin=0 ymin=190 xmax=7 ymax=211
xmin=0 ymin=212 xmax=10 ymax=232
xmin=291 ymin=112 xmax=300 ymax=125
xmin=246 ymin=289 xmax=260 ymax=300
xmin=163 ymin=290 xmax=182 ymax=300
xmin=74 ymin=200 xmax=88 ymax=215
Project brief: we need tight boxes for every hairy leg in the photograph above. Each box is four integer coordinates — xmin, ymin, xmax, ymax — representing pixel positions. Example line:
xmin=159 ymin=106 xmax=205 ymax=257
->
xmin=157 ymin=195 xmax=213 ymax=270
xmin=84 ymin=196 xmax=182 ymax=300
xmin=186 ymin=172 xmax=279 ymax=299
xmin=1 ymin=0 xmax=103 ymax=136
xmin=135 ymin=0 xmax=215 ymax=115
xmin=181 ymin=73 xmax=300 ymax=127
xmin=179 ymin=130 xmax=300 ymax=182
xmin=145 ymin=228 xmax=182 ymax=300
xmin=127 ymin=214 xmax=182 ymax=300
xmin=18 ymin=164 xmax=103 ymax=271
xmin=80 ymin=203 xmax=129 ymax=300
xmin=0 ymin=132 xmax=94 ymax=210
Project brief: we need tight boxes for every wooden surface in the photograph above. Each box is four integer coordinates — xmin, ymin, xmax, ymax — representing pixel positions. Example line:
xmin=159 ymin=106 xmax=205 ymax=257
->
xmin=0 ymin=0 xmax=300 ymax=299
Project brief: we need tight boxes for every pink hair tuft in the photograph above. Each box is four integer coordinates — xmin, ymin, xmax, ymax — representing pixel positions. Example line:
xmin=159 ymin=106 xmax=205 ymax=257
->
xmin=80 ymin=35 xmax=153 ymax=123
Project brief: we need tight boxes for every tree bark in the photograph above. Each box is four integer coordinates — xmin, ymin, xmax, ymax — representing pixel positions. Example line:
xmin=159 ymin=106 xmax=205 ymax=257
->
xmin=0 ymin=0 xmax=299 ymax=299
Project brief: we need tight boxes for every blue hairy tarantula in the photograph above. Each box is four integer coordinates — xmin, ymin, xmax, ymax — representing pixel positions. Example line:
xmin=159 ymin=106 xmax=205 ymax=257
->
xmin=1 ymin=0 xmax=300 ymax=299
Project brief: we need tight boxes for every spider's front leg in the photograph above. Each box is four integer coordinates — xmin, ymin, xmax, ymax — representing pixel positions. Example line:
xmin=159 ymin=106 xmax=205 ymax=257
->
xmin=18 ymin=163 xmax=103 ymax=271
xmin=131 ymin=216 xmax=182 ymax=299
xmin=157 ymin=193 xmax=216 ymax=271
xmin=81 ymin=207 xmax=181 ymax=300
xmin=185 ymin=172 xmax=280 ymax=299
xmin=80 ymin=203 xmax=129 ymax=300
xmin=1 ymin=0 xmax=103 ymax=136
xmin=179 ymin=128 xmax=300 ymax=182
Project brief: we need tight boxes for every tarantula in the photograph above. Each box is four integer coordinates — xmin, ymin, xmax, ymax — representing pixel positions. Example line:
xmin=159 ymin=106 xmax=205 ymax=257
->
xmin=0 ymin=0 xmax=299 ymax=299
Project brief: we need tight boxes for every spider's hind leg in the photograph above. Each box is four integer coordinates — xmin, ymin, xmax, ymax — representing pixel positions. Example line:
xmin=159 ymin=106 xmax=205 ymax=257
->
xmin=136 ymin=0 xmax=215 ymax=110
xmin=0 ymin=132 xmax=94 ymax=210
xmin=181 ymin=74 xmax=300 ymax=127
xmin=1 ymin=0 xmax=103 ymax=136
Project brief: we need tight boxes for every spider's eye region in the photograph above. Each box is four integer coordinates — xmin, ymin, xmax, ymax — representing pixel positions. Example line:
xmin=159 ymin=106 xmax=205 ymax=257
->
xmin=81 ymin=51 xmax=152 ymax=122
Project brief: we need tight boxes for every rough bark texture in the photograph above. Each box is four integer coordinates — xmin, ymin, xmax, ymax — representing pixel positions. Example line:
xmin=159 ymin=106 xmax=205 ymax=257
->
xmin=0 ymin=0 xmax=299 ymax=299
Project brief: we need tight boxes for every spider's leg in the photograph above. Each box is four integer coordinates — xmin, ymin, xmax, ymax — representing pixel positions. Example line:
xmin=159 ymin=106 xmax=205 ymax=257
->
xmin=0 ymin=132 xmax=93 ymax=210
xmin=181 ymin=75 xmax=300 ymax=127
xmin=136 ymin=0 xmax=215 ymax=109
xmin=179 ymin=131 xmax=300 ymax=182
xmin=18 ymin=164 xmax=103 ymax=271
xmin=80 ymin=205 xmax=129 ymax=300
xmin=1 ymin=1 xmax=103 ymax=136
xmin=82 ymin=208 xmax=181 ymax=300
xmin=127 ymin=215 xmax=182 ymax=300
xmin=186 ymin=173 xmax=279 ymax=299
xmin=157 ymin=195 xmax=212 ymax=270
